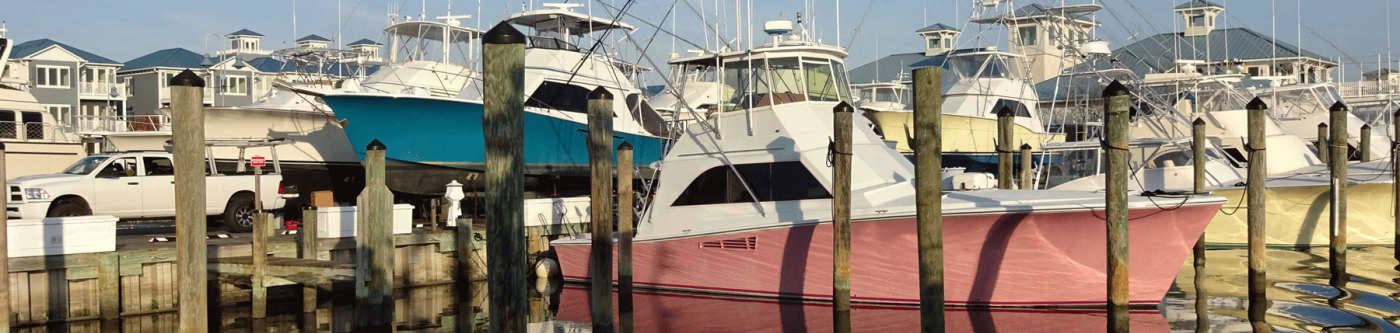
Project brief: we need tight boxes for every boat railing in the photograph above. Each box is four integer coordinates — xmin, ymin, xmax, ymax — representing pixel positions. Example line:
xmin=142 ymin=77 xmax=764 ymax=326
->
xmin=0 ymin=121 xmax=81 ymax=143
xmin=1337 ymin=80 xmax=1400 ymax=99
xmin=525 ymin=36 xmax=580 ymax=52
xmin=73 ymin=115 xmax=170 ymax=134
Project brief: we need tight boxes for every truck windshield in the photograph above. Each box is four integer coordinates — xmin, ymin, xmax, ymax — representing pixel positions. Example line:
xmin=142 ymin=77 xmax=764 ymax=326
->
xmin=62 ymin=156 xmax=110 ymax=175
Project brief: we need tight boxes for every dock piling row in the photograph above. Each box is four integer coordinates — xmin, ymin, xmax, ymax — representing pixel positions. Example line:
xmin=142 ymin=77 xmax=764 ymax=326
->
xmin=832 ymin=102 xmax=854 ymax=333
xmin=1191 ymin=117 xmax=1208 ymax=333
xmin=300 ymin=208 xmax=319 ymax=313
xmin=617 ymin=143 xmax=635 ymax=333
xmin=586 ymin=86 xmax=616 ymax=333
xmin=1246 ymin=98 xmax=1270 ymax=332
xmin=1102 ymin=80 xmax=1131 ymax=332
xmin=482 ymin=21 xmax=528 ymax=333
xmin=997 ymin=107 xmax=1013 ymax=190
xmin=1329 ymin=102 xmax=1349 ymax=283
xmin=355 ymin=140 xmax=394 ymax=329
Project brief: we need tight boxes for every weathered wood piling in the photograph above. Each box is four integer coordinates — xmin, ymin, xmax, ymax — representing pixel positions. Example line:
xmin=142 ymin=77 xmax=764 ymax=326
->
xmin=1019 ymin=143 xmax=1032 ymax=190
xmin=1246 ymin=98 xmax=1269 ymax=332
xmin=997 ymin=107 xmax=1013 ymax=190
xmin=832 ymin=101 xmax=854 ymax=333
xmin=1191 ymin=117 xmax=1208 ymax=333
xmin=457 ymin=217 xmax=475 ymax=333
xmin=356 ymin=140 xmax=394 ymax=329
xmin=586 ymin=86 xmax=616 ymax=333
xmin=0 ymin=144 xmax=8 ymax=333
xmin=1102 ymin=80 xmax=1130 ymax=332
xmin=912 ymin=66 xmax=945 ymax=333
xmin=1318 ymin=123 xmax=1329 ymax=165
xmin=1361 ymin=125 xmax=1372 ymax=162
xmin=169 ymin=69 xmax=208 ymax=331
xmin=1328 ymin=102 xmax=1349 ymax=284
xmin=1394 ymin=109 xmax=1400 ymax=263
xmin=300 ymin=208 xmax=319 ymax=313
xmin=482 ymin=21 xmax=528 ymax=333
xmin=617 ymin=143 xmax=635 ymax=333
xmin=251 ymin=212 xmax=268 ymax=319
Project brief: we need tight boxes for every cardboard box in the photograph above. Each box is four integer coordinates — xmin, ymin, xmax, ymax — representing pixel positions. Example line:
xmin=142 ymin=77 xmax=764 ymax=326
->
xmin=310 ymin=190 xmax=335 ymax=207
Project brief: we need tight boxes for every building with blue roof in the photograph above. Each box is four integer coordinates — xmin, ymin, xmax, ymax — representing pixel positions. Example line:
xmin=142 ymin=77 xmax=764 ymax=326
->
xmin=296 ymin=34 xmax=333 ymax=49
xmin=221 ymin=29 xmax=272 ymax=57
xmin=8 ymin=38 xmax=126 ymax=131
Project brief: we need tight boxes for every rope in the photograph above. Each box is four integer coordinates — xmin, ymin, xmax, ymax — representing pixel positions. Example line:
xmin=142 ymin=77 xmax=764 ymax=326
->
xmin=826 ymin=137 xmax=851 ymax=168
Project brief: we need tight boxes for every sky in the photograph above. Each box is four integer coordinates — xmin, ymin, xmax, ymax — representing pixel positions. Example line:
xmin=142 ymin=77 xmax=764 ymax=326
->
xmin=2 ymin=0 xmax=1397 ymax=83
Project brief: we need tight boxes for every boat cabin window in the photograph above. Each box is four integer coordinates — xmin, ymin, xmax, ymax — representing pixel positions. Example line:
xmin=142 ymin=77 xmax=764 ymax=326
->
xmin=0 ymin=110 xmax=13 ymax=139
xmin=876 ymin=88 xmax=899 ymax=103
xmin=526 ymin=36 xmax=580 ymax=52
xmin=670 ymin=64 xmax=718 ymax=83
xmin=21 ymin=112 xmax=42 ymax=140
xmin=673 ymin=161 xmax=831 ymax=206
xmin=946 ymin=54 xmax=1023 ymax=81
xmin=722 ymin=56 xmax=852 ymax=111
xmin=527 ymin=81 xmax=593 ymax=113
xmin=992 ymin=99 xmax=1032 ymax=118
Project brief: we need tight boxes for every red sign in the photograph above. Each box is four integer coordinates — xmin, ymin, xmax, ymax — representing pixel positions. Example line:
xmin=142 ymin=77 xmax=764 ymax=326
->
xmin=250 ymin=156 xmax=266 ymax=167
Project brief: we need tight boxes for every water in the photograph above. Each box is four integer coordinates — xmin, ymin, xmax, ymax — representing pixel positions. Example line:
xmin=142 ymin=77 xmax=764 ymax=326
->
xmin=18 ymin=247 xmax=1400 ymax=332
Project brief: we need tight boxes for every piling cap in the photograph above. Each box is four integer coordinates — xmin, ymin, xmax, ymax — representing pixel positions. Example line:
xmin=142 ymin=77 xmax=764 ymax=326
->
xmin=1318 ymin=122 xmax=1328 ymax=128
xmin=169 ymin=69 xmax=205 ymax=88
xmin=833 ymin=101 xmax=853 ymax=113
xmin=618 ymin=141 xmax=634 ymax=151
xmin=588 ymin=86 xmax=613 ymax=101
xmin=1329 ymin=101 xmax=1349 ymax=112
xmin=1102 ymin=80 xmax=1129 ymax=97
xmin=1245 ymin=97 xmax=1268 ymax=110
xmin=997 ymin=106 xmax=1013 ymax=118
xmin=1192 ymin=117 xmax=1205 ymax=126
xmin=366 ymin=139 xmax=386 ymax=151
xmin=1020 ymin=143 xmax=1032 ymax=150
xmin=1363 ymin=124 xmax=1371 ymax=130
xmin=482 ymin=22 xmax=526 ymax=45
xmin=1393 ymin=108 xmax=1400 ymax=117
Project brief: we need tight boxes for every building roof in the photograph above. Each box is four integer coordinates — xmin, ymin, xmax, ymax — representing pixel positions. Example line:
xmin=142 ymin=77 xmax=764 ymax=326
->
xmin=11 ymin=39 xmax=122 ymax=65
xmin=120 ymin=48 xmax=209 ymax=71
xmin=1033 ymin=27 xmax=1335 ymax=101
xmin=846 ymin=49 xmax=999 ymax=84
xmin=993 ymin=3 xmax=1096 ymax=22
xmin=228 ymin=29 xmax=265 ymax=37
xmin=1174 ymin=0 xmax=1224 ymax=10
xmin=297 ymin=34 xmax=332 ymax=42
xmin=246 ymin=57 xmax=290 ymax=73
xmin=347 ymin=38 xmax=381 ymax=46
xmin=915 ymin=23 xmax=959 ymax=34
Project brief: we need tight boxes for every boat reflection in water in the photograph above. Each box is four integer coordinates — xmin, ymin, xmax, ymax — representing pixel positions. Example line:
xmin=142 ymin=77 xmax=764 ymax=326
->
xmin=551 ymin=285 xmax=1171 ymax=332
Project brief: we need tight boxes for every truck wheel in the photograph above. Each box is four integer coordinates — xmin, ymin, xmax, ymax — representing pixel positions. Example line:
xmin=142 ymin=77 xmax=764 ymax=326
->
xmin=47 ymin=199 xmax=91 ymax=217
xmin=223 ymin=193 xmax=256 ymax=233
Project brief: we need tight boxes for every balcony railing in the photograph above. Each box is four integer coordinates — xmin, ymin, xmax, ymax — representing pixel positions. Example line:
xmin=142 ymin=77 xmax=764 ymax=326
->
xmin=78 ymin=82 xmax=126 ymax=99
xmin=0 ymin=122 xmax=81 ymax=143
xmin=1337 ymin=80 xmax=1400 ymax=99
xmin=74 ymin=115 xmax=170 ymax=134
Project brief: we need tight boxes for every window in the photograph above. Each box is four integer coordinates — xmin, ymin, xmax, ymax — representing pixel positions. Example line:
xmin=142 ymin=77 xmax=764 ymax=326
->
xmin=526 ymin=81 xmax=592 ymax=113
xmin=98 ymin=157 xmax=139 ymax=178
xmin=43 ymin=105 xmax=71 ymax=126
xmin=21 ymin=111 xmax=44 ymax=139
xmin=142 ymin=157 xmax=175 ymax=176
xmin=928 ymin=37 xmax=941 ymax=49
xmin=35 ymin=66 xmax=70 ymax=88
xmin=161 ymin=72 xmax=175 ymax=88
xmin=125 ymin=77 xmax=135 ymax=96
xmin=223 ymin=76 xmax=247 ymax=94
xmin=232 ymin=40 xmax=239 ymax=50
xmin=1247 ymin=67 xmax=1261 ymax=76
xmin=1190 ymin=15 xmax=1205 ymax=27
xmin=804 ymin=59 xmax=842 ymax=102
xmin=0 ymin=110 xmax=13 ymax=139
xmin=672 ymin=162 xmax=831 ymax=206
xmin=1018 ymin=27 xmax=1037 ymax=46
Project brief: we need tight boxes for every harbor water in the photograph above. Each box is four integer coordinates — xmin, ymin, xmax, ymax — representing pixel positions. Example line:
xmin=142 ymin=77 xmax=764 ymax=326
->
xmin=15 ymin=246 xmax=1400 ymax=332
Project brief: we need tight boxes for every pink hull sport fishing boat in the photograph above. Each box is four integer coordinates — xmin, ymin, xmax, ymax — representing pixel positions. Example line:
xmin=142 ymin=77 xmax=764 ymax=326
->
xmin=553 ymin=19 xmax=1225 ymax=307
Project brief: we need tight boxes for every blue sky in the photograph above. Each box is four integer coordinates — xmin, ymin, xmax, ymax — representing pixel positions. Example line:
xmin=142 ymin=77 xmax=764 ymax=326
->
xmin=3 ymin=0 xmax=1395 ymax=81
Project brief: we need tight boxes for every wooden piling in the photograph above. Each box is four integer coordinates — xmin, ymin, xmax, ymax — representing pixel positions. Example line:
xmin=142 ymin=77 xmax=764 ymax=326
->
xmin=1394 ymin=109 xmax=1400 ymax=264
xmin=356 ymin=140 xmax=394 ymax=328
xmin=0 ymin=144 xmax=8 ymax=332
xmin=1102 ymin=80 xmax=1130 ymax=332
xmin=832 ymin=102 xmax=854 ymax=333
xmin=586 ymin=86 xmax=616 ymax=333
xmin=1328 ymin=102 xmax=1349 ymax=284
xmin=300 ymin=208 xmax=319 ymax=313
xmin=1361 ymin=125 xmax=1372 ymax=162
xmin=252 ymin=212 xmax=269 ymax=319
xmin=617 ymin=142 xmax=635 ymax=333
xmin=997 ymin=107 xmax=1014 ymax=190
xmin=98 ymin=253 xmax=119 ymax=320
xmin=456 ymin=217 xmax=475 ymax=333
xmin=169 ymin=69 xmax=208 ymax=331
xmin=912 ymin=66 xmax=945 ymax=333
xmin=482 ymin=22 xmax=528 ymax=333
xmin=430 ymin=198 xmax=440 ymax=231
xmin=1019 ymin=143 xmax=1032 ymax=190
xmin=1246 ymin=98 xmax=1269 ymax=331
xmin=1191 ymin=117 xmax=1208 ymax=333
xmin=1318 ymin=123 xmax=1329 ymax=165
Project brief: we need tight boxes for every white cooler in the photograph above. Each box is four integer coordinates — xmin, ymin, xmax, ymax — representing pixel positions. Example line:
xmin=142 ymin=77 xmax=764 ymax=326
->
xmin=8 ymin=216 xmax=118 ymax=257
xmin=315 ymin=204 xmax=413 ymax=238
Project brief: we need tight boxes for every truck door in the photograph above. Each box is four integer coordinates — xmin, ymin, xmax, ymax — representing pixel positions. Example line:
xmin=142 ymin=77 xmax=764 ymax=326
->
xmin=140 ymin=156 xmax=177 ymax=216
xmin=91 ymin=157 xmax=142 ymax=216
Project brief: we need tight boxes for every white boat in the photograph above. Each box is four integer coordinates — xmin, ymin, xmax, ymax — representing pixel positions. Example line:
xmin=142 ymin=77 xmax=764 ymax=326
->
xmin=0 ymin=37 xmax=87 ymax=178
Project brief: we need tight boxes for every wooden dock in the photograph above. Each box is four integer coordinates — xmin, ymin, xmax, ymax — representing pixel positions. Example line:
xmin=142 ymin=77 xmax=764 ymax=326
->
xmin=2 ymin=224 xmax=494 ymax=328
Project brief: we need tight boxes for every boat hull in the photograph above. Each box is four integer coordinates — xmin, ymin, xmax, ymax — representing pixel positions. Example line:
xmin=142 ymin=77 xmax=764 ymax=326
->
xmin=1 ymin=141 xmax=85 ymax=178
xmin=555 ymin=203 xmax=1220 ymax=306
xmin=1205 ymin=182 xmax=1395 ymax=248
xmin=320 ymin=95 xmax=668 ymax=195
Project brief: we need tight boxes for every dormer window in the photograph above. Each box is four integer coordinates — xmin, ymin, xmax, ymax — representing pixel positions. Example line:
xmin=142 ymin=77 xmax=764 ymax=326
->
xmin=1190 ymin=15 xmax=1205 ymax=27
xmin=928 ymin=38 xmax=941 ymax=50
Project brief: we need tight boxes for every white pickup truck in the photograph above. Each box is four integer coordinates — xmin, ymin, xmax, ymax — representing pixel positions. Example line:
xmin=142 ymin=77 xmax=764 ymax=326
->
xmin=6 ymin=149 xmax=295 ymax=232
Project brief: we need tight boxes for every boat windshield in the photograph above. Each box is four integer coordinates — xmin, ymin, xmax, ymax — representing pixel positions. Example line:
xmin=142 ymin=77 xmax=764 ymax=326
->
xmin=1255 ymin=85 xmax=1343 ymax=119
xmin=670 ymin=64 xmax=718 ymax=83
xmin=946 ymin=53 xmax=1023 ymax=81
xmin=722 ymin=56 xmax=852 ymax=111
xmin=62 ymin=156 xmax=111 ymax=175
